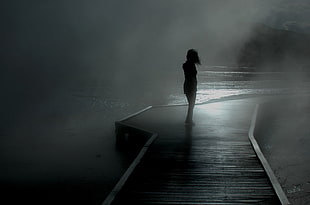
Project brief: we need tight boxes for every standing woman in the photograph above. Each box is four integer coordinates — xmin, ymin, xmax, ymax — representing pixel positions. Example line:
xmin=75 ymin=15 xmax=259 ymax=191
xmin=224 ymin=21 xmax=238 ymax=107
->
xmin=183 ymin=49 xmax=200 ymax=125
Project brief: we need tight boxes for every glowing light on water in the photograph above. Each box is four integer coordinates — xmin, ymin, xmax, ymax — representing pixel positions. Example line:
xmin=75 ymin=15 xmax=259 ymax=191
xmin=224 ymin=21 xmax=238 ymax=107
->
xmin=167 ymin=67 xmax=310 ymax=105
xmin=196 ymin=89 xmax=247 ymax=104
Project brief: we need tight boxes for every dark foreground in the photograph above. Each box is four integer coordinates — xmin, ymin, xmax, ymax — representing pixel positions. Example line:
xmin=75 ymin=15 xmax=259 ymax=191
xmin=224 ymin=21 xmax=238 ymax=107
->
xmin=0 ymin=112 xmax=141 ymax=205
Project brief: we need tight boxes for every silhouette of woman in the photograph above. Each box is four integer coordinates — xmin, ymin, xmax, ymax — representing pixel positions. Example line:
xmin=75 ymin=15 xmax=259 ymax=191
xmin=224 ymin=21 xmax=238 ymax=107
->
xmin=183 ymin=49 xmax=200 ymax=125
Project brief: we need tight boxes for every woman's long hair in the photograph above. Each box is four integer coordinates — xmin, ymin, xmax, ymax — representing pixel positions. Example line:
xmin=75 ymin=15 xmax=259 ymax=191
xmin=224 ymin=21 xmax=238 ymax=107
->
xmin=186 ymin=49 xmax=201 ymax=65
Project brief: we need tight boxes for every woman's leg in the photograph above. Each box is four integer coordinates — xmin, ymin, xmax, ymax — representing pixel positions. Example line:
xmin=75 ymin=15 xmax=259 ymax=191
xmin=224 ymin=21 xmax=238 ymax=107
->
xmin=185 ymin=94 xmax=191 ymax=122
xmin=185 ymin=92 xmax=196 ymax=123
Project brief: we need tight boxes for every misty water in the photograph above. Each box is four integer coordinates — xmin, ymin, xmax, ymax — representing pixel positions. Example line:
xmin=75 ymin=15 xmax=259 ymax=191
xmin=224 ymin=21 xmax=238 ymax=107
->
xmin=2 ymin=65 xmax=310 ymax=204
xmin=169 ymin=65 xmax=310 ymax=104
xmin=3 ymin=1 xmax=310 ymax=204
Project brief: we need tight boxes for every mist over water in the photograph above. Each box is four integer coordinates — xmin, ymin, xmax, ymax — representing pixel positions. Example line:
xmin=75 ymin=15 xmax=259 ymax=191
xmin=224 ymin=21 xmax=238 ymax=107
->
xmin=1 ymin=0 xmax=310 ymax=204
xmin=169 ymin=65 xmax=310 ymax=105
xmin=0 ymin=0 xmax=281 ymax=120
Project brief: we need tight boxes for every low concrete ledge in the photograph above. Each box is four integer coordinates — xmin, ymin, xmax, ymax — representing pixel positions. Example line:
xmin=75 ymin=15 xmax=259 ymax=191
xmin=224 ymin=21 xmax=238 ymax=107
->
xmin=115 ymin=121 xmax=153 ymax=145
xmin=249 ymin=104 xmax=290 ymax=205
xmin=102 ymin=107 xmax=158 ymax=205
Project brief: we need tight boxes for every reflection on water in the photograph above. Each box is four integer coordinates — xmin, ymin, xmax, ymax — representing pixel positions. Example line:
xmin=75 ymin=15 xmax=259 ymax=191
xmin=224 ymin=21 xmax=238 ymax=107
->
xmin=169 ymin=66 xmax=310 ymax=104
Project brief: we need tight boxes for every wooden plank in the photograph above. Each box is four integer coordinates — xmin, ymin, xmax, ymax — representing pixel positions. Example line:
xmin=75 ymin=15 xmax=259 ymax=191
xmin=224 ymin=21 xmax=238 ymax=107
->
xmin=107 ymin=101 xmax=284 ymax=205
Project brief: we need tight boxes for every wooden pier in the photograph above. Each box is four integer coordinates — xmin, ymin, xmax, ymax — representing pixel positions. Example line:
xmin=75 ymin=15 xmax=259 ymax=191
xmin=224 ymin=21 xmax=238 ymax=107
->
xmin=104 ymin=99 xmax=289 ymax=205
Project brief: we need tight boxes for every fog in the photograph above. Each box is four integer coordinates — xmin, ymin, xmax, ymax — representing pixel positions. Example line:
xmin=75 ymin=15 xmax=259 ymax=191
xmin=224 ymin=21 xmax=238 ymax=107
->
xmin=1 ymin=0 xmax=284 ymax=127
xmin=2 ymin=0 xmax=310 ymax=204
xmin=1 ymin=0 xmax=309 ymax=166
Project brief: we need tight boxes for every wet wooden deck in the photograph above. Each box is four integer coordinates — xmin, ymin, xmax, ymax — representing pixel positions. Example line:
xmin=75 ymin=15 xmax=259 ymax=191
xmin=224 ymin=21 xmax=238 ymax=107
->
xmin=107 ymin=99 xmax=283 ymax=205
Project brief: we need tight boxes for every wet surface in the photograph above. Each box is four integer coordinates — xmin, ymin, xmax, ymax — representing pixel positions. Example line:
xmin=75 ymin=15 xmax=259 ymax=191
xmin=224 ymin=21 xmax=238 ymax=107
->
xmin=112 ymin=99 xmax=280 ymax=204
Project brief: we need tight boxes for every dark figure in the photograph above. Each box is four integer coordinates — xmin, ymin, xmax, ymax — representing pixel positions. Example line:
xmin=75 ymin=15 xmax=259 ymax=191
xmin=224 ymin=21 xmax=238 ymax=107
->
xmin=183 ymin=49 xmax=200 ymax=125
